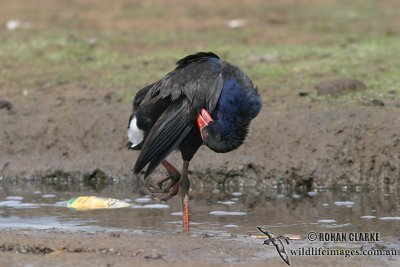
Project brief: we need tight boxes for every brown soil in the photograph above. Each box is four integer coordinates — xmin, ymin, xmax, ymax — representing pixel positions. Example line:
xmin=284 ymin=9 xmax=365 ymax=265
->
xmin=1 ymin=87 xmax=399 ymax=189
xmin=0 ymin=230 xmax=395 ymax=267
xmin=315 ymin=79 xmax=367 ymax=96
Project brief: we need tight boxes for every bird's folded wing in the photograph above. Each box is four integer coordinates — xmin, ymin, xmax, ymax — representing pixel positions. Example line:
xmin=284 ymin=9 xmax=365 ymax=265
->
xmin=133 ymin=57 xmax=225 ymax=177
xmin=133 ymin=98 xmax=193 ymax=177
xmin=141 ymin=60 xmax=223 ymax=113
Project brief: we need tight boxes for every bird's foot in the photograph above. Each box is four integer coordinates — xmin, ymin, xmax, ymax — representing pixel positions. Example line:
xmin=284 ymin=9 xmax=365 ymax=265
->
xmin=146 ymin=173 xmax=181 ymax=202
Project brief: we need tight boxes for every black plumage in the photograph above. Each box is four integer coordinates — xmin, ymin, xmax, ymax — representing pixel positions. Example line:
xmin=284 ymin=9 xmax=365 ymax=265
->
xmin=127 ymin=52 xmax=261 ymax=232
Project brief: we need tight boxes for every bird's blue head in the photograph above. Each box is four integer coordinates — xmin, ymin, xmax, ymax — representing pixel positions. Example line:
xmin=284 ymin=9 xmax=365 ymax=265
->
xmin=199 ymin=77 xmax=262 ymax=153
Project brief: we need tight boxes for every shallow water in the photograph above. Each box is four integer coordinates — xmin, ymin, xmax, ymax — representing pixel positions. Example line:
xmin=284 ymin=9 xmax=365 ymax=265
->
xmin=0 ymin=179 xmax=399 ymax=240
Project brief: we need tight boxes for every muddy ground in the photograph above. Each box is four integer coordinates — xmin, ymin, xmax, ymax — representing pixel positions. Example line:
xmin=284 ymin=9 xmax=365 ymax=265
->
xmin=0 ymin=0 xmax=399 ymax=266
xmin=1 ymin=229 xmax=396 ymax=267
xmin=1 ymin=82 xmax=399 ymax=189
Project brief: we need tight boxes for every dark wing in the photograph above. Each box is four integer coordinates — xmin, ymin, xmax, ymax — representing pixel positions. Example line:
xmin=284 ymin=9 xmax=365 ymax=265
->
xmin=257 ymin=227 xmax=291 ymax=266
xmin=132 ymin=82 xmax=156 ymax=111
xmin=134 ymin=98 xmax=192 ymax=177
xmin=257 ymin=226 xmax=275 ymax=239
xmin=127 ymin=82 xmax=155 ymax=129
xmin=140 ymin=58 xmax=223 ymax=113
xmin=133 ymin=56 xmax=224 ymax=177
xmin=273 ymin=238 xmax=291 ymax=266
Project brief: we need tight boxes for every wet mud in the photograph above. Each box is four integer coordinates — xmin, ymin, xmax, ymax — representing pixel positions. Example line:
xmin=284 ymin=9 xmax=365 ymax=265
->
xmin=1 ymin=91 xmax=399 ymax=189
xmin=0 ymin=181 xmax=399 ymax=267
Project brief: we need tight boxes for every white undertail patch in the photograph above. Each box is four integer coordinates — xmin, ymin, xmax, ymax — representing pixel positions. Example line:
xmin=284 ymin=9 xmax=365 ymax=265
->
xmin=127 ymin=116 xmax=144 ymax=147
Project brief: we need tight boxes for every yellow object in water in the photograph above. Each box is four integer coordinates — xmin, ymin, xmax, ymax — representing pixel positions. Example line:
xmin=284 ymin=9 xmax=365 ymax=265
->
xmin=67 ymin=196 xmax=132 ymax=210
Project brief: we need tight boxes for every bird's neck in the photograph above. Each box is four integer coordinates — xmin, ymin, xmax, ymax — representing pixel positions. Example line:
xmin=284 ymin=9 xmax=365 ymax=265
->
xmin=204 ymin=117 xmax=249 ymax=153
xmin=203 ymin=73 xmax=261 ymax=153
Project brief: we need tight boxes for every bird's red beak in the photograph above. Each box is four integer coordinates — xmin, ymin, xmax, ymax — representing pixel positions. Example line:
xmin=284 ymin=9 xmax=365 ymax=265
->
xmin=197 ymin=108 xmax=213 ymax=141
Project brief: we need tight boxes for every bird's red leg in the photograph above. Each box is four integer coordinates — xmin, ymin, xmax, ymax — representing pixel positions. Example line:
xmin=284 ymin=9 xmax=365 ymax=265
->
xmin=182 ymin=194 xmax=190 ymax=233
xmin=147 ymin=160 xmax=181 ymax=201
xmin=157 ymin=160 xmax=181 ymax=190
xmin=162 ymin=160 xmax=179 ymax=175
xmin=180 ymin=161 xmax=190 ymax=233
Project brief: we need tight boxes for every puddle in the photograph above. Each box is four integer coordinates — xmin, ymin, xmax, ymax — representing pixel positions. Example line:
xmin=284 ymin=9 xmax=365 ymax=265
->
xmin=0 ymin=179 xmax=399 ymax=241
xmin=209 ymin=211 xmax=247 ymax=216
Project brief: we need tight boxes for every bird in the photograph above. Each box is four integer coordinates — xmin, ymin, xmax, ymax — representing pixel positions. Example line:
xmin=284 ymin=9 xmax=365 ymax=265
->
xmin=127 ymin=52 xmax=261 ymax=232
xmin=257 ymin=227 xmax=291 ymax=266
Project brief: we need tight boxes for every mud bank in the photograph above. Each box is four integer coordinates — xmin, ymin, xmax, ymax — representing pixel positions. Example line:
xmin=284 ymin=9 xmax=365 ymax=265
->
xmin=1 ymin=95 xmax=399 ymax=189
xmin=0 ymin=229 xmax=397 ymax=267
